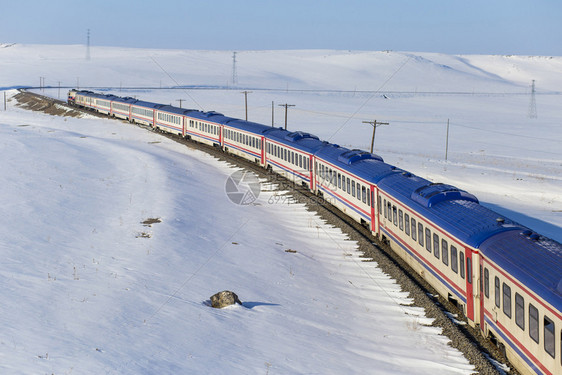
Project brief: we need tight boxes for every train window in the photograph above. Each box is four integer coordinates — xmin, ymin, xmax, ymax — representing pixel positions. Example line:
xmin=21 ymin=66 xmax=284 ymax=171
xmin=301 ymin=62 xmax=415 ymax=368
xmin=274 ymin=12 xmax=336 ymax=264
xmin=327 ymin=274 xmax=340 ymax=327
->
xmin=467 ymin=257 xmax=472 ymax=283
xmin=515 ymin=293 xmax=525 ymax=330
xmin=299 ymin=154 xmax=303 ymax=168
xmin=337 ymin=173 xmax=341 ymax=189
xmin=362 ymin=186 xmax=367 ymax=204
xmin=392 ymin=206 xmax=397 ymax=226
xmin=418 ymin=223 xmax=424 ymax=246
xmin=544 ymin=316 xmax=555 ymax=358
xmin=425 ymin=228 xmax=432 ymax=252
xmin=503 ymin=283 xmax=511 ymax=318
xmin=357 ymin=184 xmax=362 ymax=201
xmin=378 ymin=196 xmax=382 ymax=216
xmin=284 ymin=149 xmax=287 ymax=161
xmin=495 ymin=277 xmax=501 ymax=308
xmin=529 ymin=304 xmax=539 ymax=343
xmin=397 ymin=209 xmax=403 ymax=229
xmin=460 ymin=252 xmax=465 ymax=279
xmin=388 ymin=202 xmax=392 ymax=220
xmin=433 ymin=234 xmax=440 ymax=258
xmin=352 ymin=181 xmax=356 ymax=197
xmin=347 ymin=178 xmax=350 ymax=193
xmin=441 ymin=239 xmax=448 ymax=266
xmin=367 ymin=189 xmax=371 ymax=207
xmin=383 ymin=199 xmax=387 ymax=218
xmin=411 ymin=218 xmax=417 ymax=241
xmin=404 ymin=214 xmax=410 ymax=235
xmin=292 ymin=152 xmax=295 ymax=165
xmin=451 ymin=246 xmax=458 ymax=273
xmin=484 ymin=268 xmax=489 ymax=298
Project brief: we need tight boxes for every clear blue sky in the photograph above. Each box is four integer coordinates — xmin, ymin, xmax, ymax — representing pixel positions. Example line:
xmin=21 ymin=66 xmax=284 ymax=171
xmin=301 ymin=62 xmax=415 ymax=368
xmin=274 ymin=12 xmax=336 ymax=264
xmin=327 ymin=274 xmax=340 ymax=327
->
xmin=1 ymin=0 xmax=560 ymax=55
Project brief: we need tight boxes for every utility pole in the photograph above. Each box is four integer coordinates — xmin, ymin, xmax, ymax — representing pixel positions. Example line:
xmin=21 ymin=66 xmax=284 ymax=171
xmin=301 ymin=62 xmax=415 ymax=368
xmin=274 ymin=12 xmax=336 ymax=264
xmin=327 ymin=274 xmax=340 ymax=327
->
xmin=4 ymin=91 xmax=6 ymax=111
xmin=58 ymin=81 xmax=61 ymax=100
xmin=362 ymin=120 xmax=389 ymax=153
xmin=176 ymin=99 xmax=185 ymax=108
xmin=86 ymin=29 xmax=91 ymax=61
xmin=232 ymin=52 xmax=238 ymax=86
xmin=279 ymin=104 xmax=295 ymax=130
xmin=240 ymin=91 xmax=252 ymax=120
xmin=528 ymin=79 xmax=537 ymax=119
xmin=445 ymin=119 xmax=450 ymax=161
xmin=271 ymin=101 xmax=274 ymax=127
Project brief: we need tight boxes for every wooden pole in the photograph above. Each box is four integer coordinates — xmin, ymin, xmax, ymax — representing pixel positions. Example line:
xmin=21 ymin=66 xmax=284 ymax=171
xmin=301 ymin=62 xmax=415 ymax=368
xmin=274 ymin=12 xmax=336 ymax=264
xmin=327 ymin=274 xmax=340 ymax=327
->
xmin=279 ymin=104 xmax=295 ymax=130
xmin=362 ymin=120 xmax=389 ymax=153
xmin=445 ymin=119 xmax=450 ymax=161
xmin=241 ymin=91 xmax=252 ymax=121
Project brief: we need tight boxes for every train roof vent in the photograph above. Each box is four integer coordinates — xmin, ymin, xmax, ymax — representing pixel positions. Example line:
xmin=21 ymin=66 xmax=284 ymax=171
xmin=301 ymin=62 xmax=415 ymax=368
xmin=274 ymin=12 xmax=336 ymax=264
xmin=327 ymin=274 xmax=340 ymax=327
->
xmin=203 ymin=111 xmax=223 ymax=117
xmin=411 ymin=183 xmax=479 ymax=208
xmin=284 ymin=131 xmax=319 ymax=142
xmin=337 ymin=149 xmax=384 ymax=165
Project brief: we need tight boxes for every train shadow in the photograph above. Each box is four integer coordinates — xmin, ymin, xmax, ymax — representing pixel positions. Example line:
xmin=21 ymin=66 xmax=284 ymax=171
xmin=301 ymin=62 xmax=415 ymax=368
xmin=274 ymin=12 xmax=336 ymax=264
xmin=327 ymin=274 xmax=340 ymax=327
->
xmin=480 ymin=201 xmax=561 ymax=243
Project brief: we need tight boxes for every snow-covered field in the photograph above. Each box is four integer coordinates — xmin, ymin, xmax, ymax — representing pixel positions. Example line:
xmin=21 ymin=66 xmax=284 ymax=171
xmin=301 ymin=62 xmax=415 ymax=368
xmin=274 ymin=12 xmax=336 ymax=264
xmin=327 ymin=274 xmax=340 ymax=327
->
xmin=0 ymin=44 xmax=561 ymax=374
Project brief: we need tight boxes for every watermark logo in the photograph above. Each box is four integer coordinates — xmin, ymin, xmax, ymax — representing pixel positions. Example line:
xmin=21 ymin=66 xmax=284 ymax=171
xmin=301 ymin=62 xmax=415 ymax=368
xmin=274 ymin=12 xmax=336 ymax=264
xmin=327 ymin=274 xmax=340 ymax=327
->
xmin=225 ymin=170 xmax=261 ymax=205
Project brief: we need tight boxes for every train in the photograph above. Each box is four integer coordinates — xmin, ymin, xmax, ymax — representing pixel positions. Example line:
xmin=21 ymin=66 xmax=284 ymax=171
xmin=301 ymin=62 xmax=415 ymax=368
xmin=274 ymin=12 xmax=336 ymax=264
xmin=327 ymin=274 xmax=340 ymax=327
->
xmin=67 ymin=89 xmax=562 ymax=375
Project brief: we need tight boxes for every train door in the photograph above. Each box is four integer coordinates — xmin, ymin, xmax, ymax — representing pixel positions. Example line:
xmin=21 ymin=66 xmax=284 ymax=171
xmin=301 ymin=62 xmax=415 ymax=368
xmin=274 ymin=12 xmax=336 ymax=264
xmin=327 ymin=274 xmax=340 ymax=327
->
xmin=260 ymin=136 xmax=265 ymax=165
xmin=370 ymin=185 xmax=377 ymax=233
xmin=479 ymin=257 xmax=485 ymax=332
xmin=309 ymin=156 xmax=315 ymax=191
xmin=465 ymin=248 xmax=475 ymax=322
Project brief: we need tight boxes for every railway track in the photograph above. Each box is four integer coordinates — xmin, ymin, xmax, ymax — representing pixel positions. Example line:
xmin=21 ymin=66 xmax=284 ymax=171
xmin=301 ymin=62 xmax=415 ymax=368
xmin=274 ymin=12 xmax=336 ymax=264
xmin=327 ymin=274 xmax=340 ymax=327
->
xmin=14 ymin=89 xmax=516 ymax=375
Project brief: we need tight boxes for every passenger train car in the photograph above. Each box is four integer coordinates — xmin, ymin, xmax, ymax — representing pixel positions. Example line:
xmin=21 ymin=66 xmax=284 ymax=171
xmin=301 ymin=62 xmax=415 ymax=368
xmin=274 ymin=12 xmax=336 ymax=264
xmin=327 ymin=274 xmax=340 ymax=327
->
xmin=68 ymin=89 xmax=562 ymax=375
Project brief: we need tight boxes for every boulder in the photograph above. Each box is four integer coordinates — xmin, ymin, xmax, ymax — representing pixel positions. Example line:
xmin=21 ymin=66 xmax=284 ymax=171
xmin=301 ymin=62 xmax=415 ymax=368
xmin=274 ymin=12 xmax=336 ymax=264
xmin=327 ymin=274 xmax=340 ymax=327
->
xmin=210 ymin=290 xmax=243 ymax=308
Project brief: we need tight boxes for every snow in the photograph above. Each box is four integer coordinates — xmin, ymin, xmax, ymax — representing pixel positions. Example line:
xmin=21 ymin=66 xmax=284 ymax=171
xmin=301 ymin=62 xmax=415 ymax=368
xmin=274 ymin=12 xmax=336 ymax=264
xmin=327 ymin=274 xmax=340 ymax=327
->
xmin=0 ymin=44 xmax=561 ymax=374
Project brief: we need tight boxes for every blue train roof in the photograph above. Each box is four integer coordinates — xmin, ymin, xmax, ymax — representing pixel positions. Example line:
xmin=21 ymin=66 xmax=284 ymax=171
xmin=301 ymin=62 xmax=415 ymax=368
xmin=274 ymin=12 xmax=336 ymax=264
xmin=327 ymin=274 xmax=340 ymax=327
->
xmin=225 ymin=119 xmax=274 ymax=135
xmin=378 ymin=172 xmax=522 ymax=247
xmin=264 ymin=128 xmax=328 ymax=154
xmin=112 ymin=96 xmax=138 ymax=104
xmin=158 ymin=105 xmax=195 ymax=116
xmin=187 ymin=111 xmax=234 ymax=125
xmin=315 ymin=143 xmax=394 ymax=183
xmin=132 ymin=100 xmax=163 ymax=109
xmin=480 ymin=230 xmax=562 ymax=311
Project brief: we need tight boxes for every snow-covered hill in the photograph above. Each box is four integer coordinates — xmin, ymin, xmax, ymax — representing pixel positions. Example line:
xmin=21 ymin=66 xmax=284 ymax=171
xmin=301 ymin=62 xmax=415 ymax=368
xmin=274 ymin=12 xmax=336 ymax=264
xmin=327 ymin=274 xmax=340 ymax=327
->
xmin=0 ymin=44 xmax=560 ymax=373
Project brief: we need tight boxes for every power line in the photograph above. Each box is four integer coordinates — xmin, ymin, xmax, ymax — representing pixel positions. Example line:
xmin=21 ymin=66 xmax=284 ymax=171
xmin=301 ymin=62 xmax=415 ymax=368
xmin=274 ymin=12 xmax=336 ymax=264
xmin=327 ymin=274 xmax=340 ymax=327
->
xmin=150 ymin=56 xmax=204 ymax=111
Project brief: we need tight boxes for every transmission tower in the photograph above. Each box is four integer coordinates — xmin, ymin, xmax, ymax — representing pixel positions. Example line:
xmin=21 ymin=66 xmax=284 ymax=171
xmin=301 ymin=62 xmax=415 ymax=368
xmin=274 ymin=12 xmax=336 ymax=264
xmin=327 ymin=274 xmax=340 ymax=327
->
xmin=86 ymin=29 xmax=91 ymax=61
xmin=528 ymin=79 xmax=537 ymax=119
xmin=232 ymin=52 xmax=238 ymax=86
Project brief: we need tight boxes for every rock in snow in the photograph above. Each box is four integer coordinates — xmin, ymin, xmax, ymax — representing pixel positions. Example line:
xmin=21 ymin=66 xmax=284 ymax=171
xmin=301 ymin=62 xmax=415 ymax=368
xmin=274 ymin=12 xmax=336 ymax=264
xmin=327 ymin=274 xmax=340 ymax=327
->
xmin=210 ymin=291 xmax=243 ymax=308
